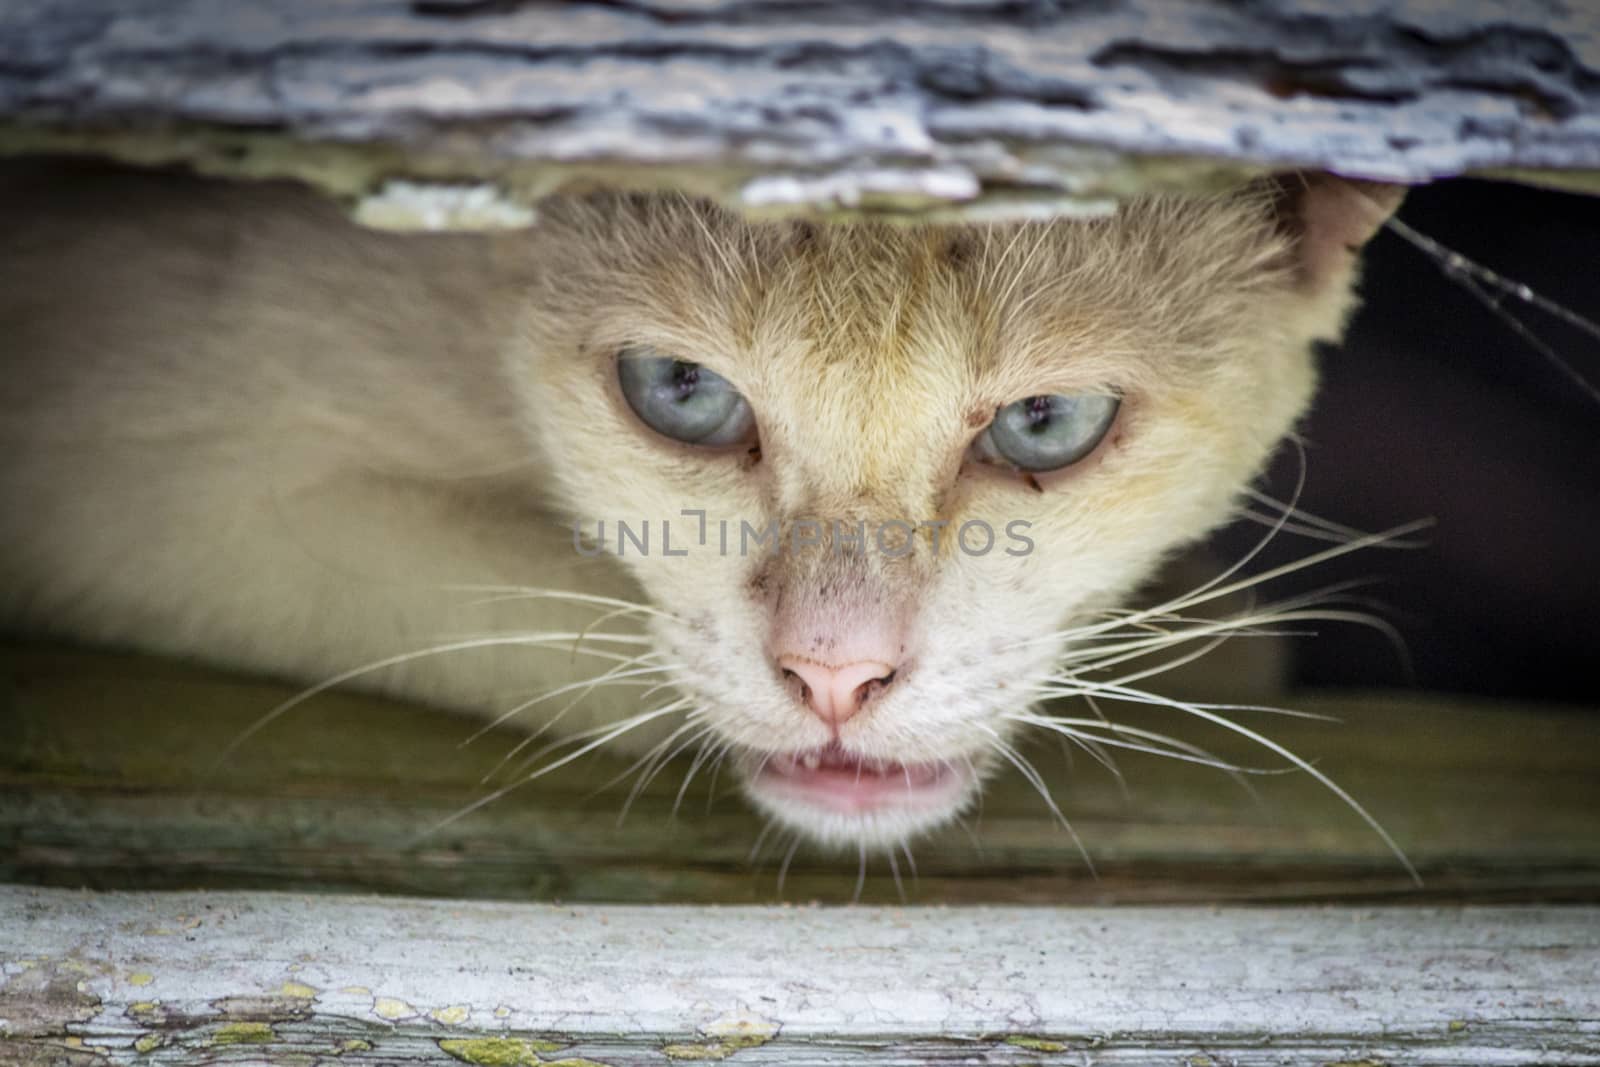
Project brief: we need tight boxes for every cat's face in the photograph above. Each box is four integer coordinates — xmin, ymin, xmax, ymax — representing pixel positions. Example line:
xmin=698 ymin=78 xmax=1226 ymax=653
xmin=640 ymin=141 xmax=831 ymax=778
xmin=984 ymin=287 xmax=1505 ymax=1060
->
xmin=510 ymin=181 xmax=1394 ymax=849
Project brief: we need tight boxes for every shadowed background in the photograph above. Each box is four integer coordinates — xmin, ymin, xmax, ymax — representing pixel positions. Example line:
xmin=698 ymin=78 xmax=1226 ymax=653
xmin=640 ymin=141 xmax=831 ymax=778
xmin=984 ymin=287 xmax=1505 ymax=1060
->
xmin=1215 ymin=178 xmax=1600 ymax=704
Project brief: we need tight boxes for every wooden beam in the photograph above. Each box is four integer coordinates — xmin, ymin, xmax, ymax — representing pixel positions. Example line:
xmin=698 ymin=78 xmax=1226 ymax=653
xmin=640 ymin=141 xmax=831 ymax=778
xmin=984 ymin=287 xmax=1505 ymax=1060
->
xmin=4 ymin=645 xmax=1598 ymax=904
xmin=2 ymin=886 xmax=1597 ymax=1064
xmin=1 ymin=1 xmax=1598 ymax=222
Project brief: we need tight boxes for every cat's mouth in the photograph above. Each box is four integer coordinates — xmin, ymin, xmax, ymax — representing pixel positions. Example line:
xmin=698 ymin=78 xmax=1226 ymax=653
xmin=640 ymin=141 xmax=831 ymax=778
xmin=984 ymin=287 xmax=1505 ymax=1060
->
xmin=742 ymin=741 xmax=972 ymax=832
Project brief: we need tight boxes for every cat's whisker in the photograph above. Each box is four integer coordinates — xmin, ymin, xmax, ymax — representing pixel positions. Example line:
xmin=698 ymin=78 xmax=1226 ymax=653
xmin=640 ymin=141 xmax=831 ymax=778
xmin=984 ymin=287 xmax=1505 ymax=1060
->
xmin=427 ymin=636 xmax=660 ymax=665
xmin=576 ymin=709 xmax=699 ymax=800
xmin=213 ymin=632 xmax=659 ymax=771
xmin=1004 ymin=439 xmax=1390 ymax=659
xmin=747 ymin=817 xmax=780 ymax=867
xmin=885 ymin=844 xmax=905 ymax=902
xmin=1064 ymin=630 xmax=1241 ymax=696
xmin=899 ymin=841 xmax=919 ymax=888
xmin=1236 ymin=508 xmax=1374 ymax=545
xmin=1007 ymin=712 xmax=1290 ymax=783
xmin=1084 ymin=679 xmax=1420 ymax=884
xmin=1071 ymin=727 xmax=1126 ymax=787
xmin=566 ymin=605 xmax=662 ymax=664
xmin=461 ymin=657 xmax=682 ymax=749
xmin=1141 ymin=520 xmax=1433 ymax=624
xmin=1245 ymin=486 xmax=1370 ymax=536
xmin=407 ymin=700 xmax=691 ymax=846
xmin=1063 ymin=607 xmax=1407 ymax=682
xmin=1239 ymin=487 xmax=1428 ymax=549
xmin=703 ymin=741 xmax=734 ymax=815
xmin=1053 ymin=603 xmax=1341 ymax=671
xmin=1137 ymin=433 xmax=1318 ymax=619
xmin=448 ymin=590 xmax=656 ymax=617
xmin=853 ymin=842 xmax=869 ymax=905
xmin=502 ymin=697 xmax=696 ymax=786
xmin=710 ymin=742 xmax=739 ymax=809
xmin=637 ymin=676 xmax=687 ymax=703
xmin=1035 ymin=680 xmax=1339 ymax=725
xmin=775 ymin=834 xmax=803 ymax=898
xmin=1036 ymin=717 xmax=1125 ymax=791
xmin=1004 ymin=521 xmax=1430 ymax=660
xmin=1049 ymin=722 xmax=1079 ymax=773
xmin=1051 ymin=621 xmax=1293 ymax=671
xmin=976 ymin=724 xmax=1096 ymax=877
xmin=430 ymin=625 xmax=660 ymax=671
xmin=1081 ymin=692 xmax=1113 ymax=729
xmin=617 ymin=719 xmax=716 ymax=826
xmin=474 ymin=653 xmax=682 ymax=781
xmin=1028 ymin=665 xmax=1257 ymax=789
xmin=438 ymin=584 xmax=683 ymax=623
xmin=670 ymin=730 xmax=726 ymax=820
xmin=1081 ymin=578 xmax=1408 ymax=667
xmin=953 ymin=813 xmax=985 ymax=855
xmin=1034 ymin=643 xmax=1341 ymax=723
xmin=960 ymin=753 xmax=985 ymax=825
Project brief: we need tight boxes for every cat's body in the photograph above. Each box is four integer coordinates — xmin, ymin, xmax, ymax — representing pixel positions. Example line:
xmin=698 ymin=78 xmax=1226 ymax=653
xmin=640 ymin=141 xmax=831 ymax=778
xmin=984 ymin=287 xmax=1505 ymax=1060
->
xmin=0 ymin=164 xmax=642 ymax=741
xmin=0 ymin=161 xmax=1400 ymax=848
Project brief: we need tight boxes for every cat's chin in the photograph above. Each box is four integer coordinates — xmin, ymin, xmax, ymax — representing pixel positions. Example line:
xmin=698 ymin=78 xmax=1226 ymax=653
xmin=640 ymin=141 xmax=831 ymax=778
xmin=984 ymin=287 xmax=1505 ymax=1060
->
xmin=738 ymin=741 xmax=979 ymax=849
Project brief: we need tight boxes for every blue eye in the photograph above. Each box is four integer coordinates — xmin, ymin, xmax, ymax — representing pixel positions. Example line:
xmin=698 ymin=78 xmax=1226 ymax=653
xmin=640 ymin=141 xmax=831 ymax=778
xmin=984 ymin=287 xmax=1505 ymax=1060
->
xmin=617 ymin=348 xmax=756 ymax=447
xmin=973 ymin=393 xmax=1119 ymax=473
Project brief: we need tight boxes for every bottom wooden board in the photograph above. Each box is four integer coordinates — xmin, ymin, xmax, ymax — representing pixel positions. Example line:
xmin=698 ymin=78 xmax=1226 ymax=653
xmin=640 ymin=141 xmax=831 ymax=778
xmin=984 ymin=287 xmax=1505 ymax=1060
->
xmin=2 ymin=887 xmax=1597 ymax=1065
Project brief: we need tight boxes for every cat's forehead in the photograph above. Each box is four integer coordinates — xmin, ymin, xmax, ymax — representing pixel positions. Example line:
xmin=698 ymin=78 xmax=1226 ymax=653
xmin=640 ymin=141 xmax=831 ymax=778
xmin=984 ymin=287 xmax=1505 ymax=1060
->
xmin=562 ymin=192 xmax=1290 ymax=392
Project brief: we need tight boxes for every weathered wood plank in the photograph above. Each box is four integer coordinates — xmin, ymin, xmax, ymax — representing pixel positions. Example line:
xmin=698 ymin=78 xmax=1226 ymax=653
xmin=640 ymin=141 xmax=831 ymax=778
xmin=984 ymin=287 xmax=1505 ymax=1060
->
xmin=2 ymin=887 xmax=1597 ymax=1065
xmin=4 ymin=645 xmax=1598 ymax=905
xmin=2 ymin=0 xmax=1599 ymax=222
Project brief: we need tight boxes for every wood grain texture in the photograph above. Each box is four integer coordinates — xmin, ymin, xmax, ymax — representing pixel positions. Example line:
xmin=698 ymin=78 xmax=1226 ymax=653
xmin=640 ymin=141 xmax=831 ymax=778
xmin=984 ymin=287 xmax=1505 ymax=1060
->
xmin=3 ymin=644 xmax=1598 ymax=905
xmin=1 ymin=0 xmax=1599 ymax=221
xmin=2 ymin=887 xmax=1597 ymax=1065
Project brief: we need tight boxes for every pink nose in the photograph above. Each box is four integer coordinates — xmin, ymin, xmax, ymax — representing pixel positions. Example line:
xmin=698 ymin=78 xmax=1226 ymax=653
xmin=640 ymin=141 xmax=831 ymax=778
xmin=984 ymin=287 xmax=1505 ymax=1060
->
xmin=776 ymin=656 xmax=898 ymax=728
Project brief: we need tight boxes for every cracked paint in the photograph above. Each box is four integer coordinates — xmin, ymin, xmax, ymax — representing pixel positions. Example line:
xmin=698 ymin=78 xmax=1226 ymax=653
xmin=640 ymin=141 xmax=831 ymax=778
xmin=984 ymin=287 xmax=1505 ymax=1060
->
xmin=0 ymin=959 xmax=103 ymax=1039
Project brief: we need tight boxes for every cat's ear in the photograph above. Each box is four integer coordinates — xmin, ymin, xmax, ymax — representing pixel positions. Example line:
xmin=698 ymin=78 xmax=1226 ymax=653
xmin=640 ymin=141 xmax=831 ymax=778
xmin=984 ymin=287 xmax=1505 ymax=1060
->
xmin=1272 ymin=173 xmax=1407 ymax=293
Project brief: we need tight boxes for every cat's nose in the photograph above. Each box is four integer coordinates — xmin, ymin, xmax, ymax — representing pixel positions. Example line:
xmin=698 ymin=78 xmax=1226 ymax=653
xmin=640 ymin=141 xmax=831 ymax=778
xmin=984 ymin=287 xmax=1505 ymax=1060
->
xmin=776 ymin=656 xmax=898 ymax=728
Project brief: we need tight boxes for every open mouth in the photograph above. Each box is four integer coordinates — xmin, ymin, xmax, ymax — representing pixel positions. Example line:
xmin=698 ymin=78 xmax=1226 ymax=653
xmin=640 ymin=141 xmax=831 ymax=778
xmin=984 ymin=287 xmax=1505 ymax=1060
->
xmin=749 ymin=741 xmax=969 ymax=816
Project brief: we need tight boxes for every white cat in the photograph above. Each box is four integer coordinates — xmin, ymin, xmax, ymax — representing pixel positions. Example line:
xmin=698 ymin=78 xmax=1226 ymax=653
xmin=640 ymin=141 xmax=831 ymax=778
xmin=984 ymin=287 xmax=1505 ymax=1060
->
xmin=0 ymin=162 xmax=1402 ymax=851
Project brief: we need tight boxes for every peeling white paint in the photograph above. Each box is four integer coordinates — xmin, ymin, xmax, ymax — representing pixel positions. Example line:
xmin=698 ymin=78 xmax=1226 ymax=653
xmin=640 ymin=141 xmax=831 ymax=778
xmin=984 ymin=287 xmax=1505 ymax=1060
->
xmin=353 ymin=181 xmax=538 ymax=231
xmin=1 ymin=887 xmax=1597 ymax=1064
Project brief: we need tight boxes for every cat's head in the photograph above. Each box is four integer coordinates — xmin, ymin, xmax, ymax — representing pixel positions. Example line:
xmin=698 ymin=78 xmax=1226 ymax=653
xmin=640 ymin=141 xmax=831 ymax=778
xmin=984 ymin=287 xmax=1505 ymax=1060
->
xmin=510 ymin=175 xmax=1402 ymax=849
